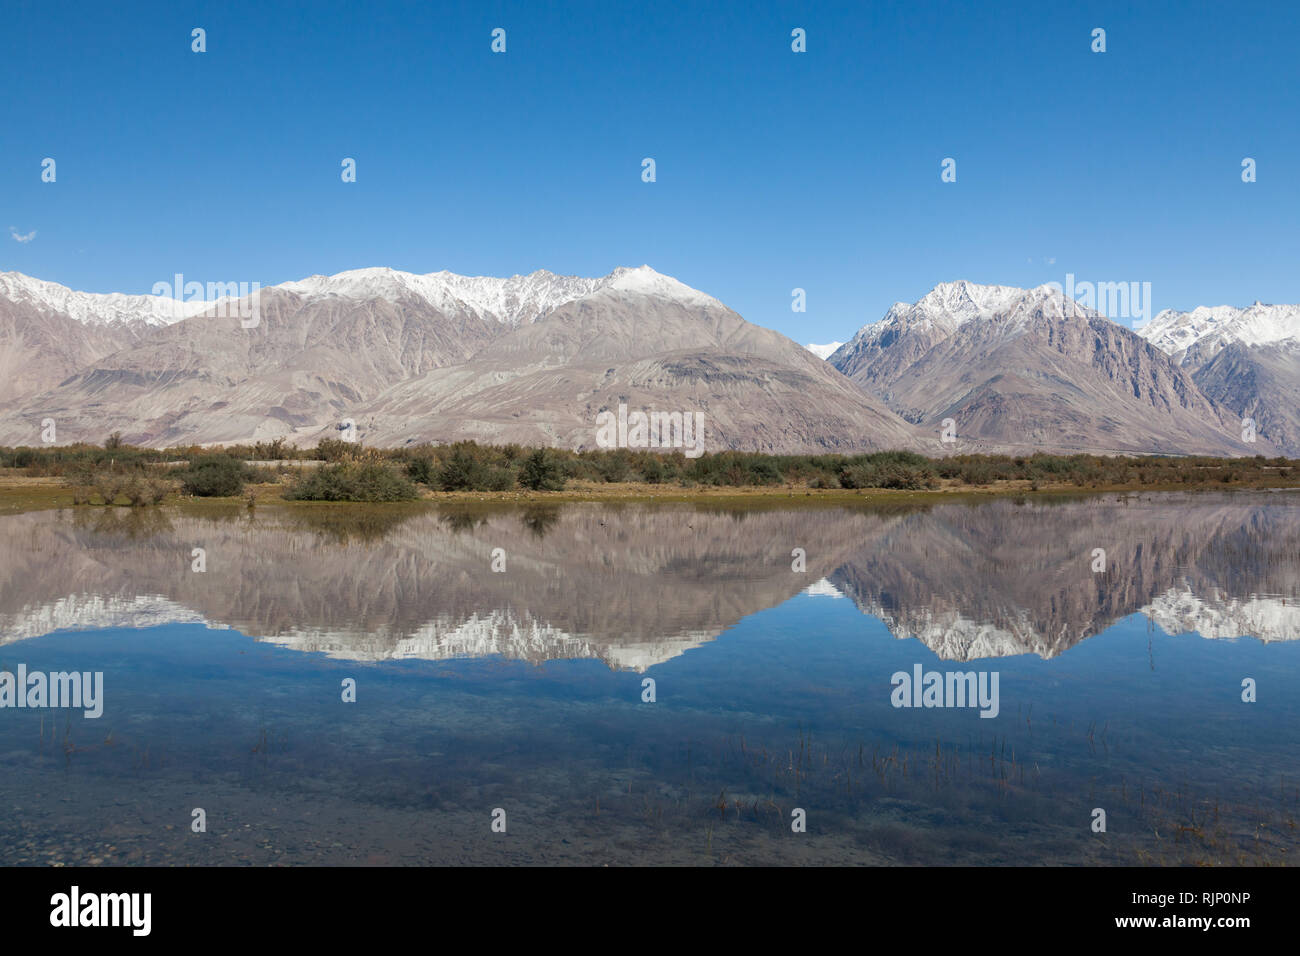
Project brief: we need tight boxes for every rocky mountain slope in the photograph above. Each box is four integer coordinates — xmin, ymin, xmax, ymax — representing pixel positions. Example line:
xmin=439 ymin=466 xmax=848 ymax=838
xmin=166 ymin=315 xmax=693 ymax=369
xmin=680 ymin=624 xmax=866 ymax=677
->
xmin=1137 ymin=302 xmax=1300 ymax=454
xmin=0 ymin=266 xmax=916 ymax=453
xmin=828 ymin=281 xmax=1264 ymax=456
xmin=312 ymin=271 xmax=915 ymax=451
xmin=2 ymin=268 xmax=1293 ymax=456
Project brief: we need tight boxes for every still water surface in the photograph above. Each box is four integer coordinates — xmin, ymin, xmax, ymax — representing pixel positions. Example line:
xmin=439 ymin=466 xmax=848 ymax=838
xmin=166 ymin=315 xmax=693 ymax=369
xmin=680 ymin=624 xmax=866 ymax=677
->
xmin=1 ymin=491 xmax=1297 ymax=865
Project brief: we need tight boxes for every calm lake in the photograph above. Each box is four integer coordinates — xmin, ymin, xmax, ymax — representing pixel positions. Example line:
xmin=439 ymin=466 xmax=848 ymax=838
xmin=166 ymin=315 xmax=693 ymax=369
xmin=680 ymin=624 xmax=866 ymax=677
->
xmin=1 ymin=490 xmax=1297 ymax=865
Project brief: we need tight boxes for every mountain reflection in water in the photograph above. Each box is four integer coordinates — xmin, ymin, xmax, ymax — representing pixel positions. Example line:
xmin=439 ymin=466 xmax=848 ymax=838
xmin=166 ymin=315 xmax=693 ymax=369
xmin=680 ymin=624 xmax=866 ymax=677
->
xmin=0 ymin=491 xmax=1296 ymax=866
xmin=1 ymin=493 xmax=1296 ymax=666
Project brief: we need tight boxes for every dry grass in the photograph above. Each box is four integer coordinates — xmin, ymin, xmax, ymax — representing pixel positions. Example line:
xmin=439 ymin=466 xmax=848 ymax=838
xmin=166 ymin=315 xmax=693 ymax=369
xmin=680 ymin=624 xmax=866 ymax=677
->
xmin=2 ymin=467 xmax=1297 ymax=513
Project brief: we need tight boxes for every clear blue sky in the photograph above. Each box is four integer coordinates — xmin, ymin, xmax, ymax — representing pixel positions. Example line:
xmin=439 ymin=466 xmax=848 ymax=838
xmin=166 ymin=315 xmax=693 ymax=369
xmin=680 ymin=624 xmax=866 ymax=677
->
xmin=3 ymin=0 xmax=1298 ymax=343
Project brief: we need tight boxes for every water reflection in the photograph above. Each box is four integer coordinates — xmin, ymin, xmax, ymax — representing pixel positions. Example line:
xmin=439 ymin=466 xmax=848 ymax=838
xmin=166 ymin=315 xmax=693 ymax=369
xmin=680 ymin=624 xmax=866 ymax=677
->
xmin=0 ymin=493 xmax=1296 ymax=664
xmin=1 ymin=492 xmax=1297 ymax=866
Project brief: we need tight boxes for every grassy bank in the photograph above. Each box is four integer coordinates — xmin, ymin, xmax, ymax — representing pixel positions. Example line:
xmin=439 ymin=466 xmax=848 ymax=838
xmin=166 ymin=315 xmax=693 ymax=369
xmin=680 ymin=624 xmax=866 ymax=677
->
xmin=1 ymin=438 xmax=1298 ymax=511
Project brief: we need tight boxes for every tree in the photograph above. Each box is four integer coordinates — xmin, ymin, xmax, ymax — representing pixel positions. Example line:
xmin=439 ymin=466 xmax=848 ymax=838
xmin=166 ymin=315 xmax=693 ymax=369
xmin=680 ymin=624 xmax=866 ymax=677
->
xmin=519 ymin=448 xmax=565 ymax=491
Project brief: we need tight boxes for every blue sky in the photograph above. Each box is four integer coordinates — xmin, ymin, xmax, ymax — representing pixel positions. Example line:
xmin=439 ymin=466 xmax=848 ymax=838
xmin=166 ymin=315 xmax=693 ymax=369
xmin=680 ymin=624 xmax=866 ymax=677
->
xmin=3 ymin=0 xmax=1298 ymax=343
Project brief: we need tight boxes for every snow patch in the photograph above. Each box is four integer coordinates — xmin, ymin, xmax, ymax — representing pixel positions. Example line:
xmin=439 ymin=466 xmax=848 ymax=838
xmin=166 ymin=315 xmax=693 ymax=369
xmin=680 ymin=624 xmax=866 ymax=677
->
xmin=805 ymin=342 xmax=843 ymax=360
xmin=1137 ymin=302 xmax=1300 ymax=363
xmin=0 ymin=272 xmax=210 ymax=327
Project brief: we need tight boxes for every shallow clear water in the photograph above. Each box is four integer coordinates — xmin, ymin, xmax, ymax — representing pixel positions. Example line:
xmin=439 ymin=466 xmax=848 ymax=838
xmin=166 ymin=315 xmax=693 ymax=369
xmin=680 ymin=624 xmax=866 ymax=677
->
xmin=1 ymin=491 xmax=1297 ymax=865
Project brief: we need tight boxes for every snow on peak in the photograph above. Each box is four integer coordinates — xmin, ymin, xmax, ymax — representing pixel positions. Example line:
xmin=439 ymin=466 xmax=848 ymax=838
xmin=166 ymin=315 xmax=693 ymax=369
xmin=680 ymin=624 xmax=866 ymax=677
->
xmin=277 ymin=267 xmax=609 ymax=325
xmin=803 ymin=578 xmax=845 ymax=598
xmin=912 ymin=280 xmax=1032 ymax=324
xmin=1140 ymin=586 xmax=1300 ymax=643
xmin=594 ymin=265 xmax=723 ymax=308
xmin=805 ymin=341 xmax=843 ymax=360
xmin=277 ymin=264 xmax=722 ymax=322
xmin=0 ymin=271 xmax=206 ymax=327
xmin=0 ymin=265 xmax=727 ymax=329
xmin=1137 ymin=301 xmax=1300 ymax=364
xmin=839 ymin=280 xmax=1070 ymax=356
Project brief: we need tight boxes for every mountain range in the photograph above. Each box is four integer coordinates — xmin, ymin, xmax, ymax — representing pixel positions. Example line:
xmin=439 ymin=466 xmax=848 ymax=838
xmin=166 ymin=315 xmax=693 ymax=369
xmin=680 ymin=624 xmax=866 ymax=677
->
xmin=1135 ymin=302 xmax=1300 ymax=455
xmin=825 ymin=280 xmax=1292 ymax=456
xmin=0 ymin=267 xmax=1294 ymax=455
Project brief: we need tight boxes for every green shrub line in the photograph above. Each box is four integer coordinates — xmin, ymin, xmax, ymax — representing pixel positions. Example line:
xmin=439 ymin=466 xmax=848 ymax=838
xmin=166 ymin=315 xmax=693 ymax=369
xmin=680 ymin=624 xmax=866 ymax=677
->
xmin=176 ymin=454 xmax=254 ymax=497
xmin=6 ymin=436 xmax=1299 ymax=501
xmin=283 ymin=462 xmax=419 ymax=502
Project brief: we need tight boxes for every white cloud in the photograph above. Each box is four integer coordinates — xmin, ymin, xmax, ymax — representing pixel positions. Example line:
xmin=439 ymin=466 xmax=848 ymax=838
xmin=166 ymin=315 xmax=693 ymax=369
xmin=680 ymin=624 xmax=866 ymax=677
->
xmin=9 ymin=227 xmax=36 ymax=243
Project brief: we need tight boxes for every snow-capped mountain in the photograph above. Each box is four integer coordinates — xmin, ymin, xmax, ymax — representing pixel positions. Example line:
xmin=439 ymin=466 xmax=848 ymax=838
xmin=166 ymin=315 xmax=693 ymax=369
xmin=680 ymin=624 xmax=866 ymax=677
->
xmin=0 ymin=264 xmax=912 ymax=452
xmin=2 ymin=267 xmax=1293 ymax=455
xmin=1135 ymin=301 xmax=1300 ymax=454
xmin=890 ymin=279 xmax=1032 ymax=330
xmin=827 ymin=280 xmax=1254 ymax=456
xmin=0 ymin=271 xmax=207 ymax=326
xmin=0 ymin=264 xmax=723 ymax=330
xmin=805 ymin=341 xmax=842 ymax=360
xmin=276 ymin=267 xmax=605 ymax=323
xmin=831 ymin=280 xmax=1030 ymax=364
xmin=268 ymin=264 xmax=722 ymax=324
xmin=278 ymin=265 xmax=721 ymax=325
xmin=1137 ymin=301 xmax=1300 ymax=366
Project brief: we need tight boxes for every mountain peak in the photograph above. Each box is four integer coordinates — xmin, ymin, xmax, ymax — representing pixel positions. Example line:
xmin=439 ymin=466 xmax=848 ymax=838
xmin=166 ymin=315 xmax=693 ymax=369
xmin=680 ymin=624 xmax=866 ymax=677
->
xmin=0 ymin=265 xmax=726 ymax=330
xmin=913 ymin=280 xmax=1035 ymax=319
xmin=1138 ymin=300 xmax=1300 ymax=362
xmin=278 ymin=264 xmax=721 ymax=321
xmin=839 ymin=281 xmax=1057 ymax=358
xmin=805 ymin=341 xmax=844 ymax=360
xmin=595 ymin=265 xmax=722 ymax=308
xmin=0 ymin=270 xmax=202 ymax=327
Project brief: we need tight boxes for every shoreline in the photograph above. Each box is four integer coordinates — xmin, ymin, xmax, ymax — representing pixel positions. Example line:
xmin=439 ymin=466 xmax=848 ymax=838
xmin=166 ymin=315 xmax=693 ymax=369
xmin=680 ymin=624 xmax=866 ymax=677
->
xmin=3 ymin=471 xmax=1298 ymax=516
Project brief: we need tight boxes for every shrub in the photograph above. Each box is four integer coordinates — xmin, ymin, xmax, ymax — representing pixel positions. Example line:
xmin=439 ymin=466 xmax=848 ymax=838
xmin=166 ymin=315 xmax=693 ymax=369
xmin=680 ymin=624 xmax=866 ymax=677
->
xmin=839 ymin=464 xmax=879 ymax=489
xmin=252 ymin=437 xmax=290 ymax=460
xmin=480 ymin=466 xmax=518 ymax=491
xmin=877 ymin=465 xmax=929 ymax=489
xmin=435 ymin=447 xmax=489 ymax=491
xmin=179 ymin=455 xmax=250 ymax=497
xmin=406 ymin=456 xmax=435 ymax=485
xmin=744 ymin=458 xmax=784 ymax=485
xmin=957 ymin=462 xmax=996 ymax=486
xmin=640 ymin=455 xmax=667 ymax=484
xmin=347 ymin=462 xmax=421 ymax=500
xmin=685 ymin=452 xmax=784 ymax=486
xmin=316 ymin=438 xmax=358 ymax=462
xmin=562 ymin=456 xmax=604 ymax=482
xmin=94 ymin=475 xmax=125 ymax=505
xmin=598 ymin=454 xmax=631 ymax=483
xmin=519 ymin=449 xmax=566 ymax=491
xmin=123 ymin=475 xmax=169 ymax=506
xmin=284 ymin=463 xmax=418 ymax=501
